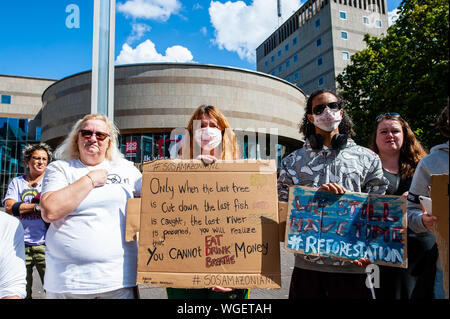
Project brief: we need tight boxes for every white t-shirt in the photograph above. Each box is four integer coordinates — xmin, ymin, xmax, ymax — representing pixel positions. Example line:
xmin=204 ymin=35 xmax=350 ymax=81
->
xmin=41 ymin=158 xmax=142 ymax=294
xmin=0 ymin=212 xmax=26 ymax=299
xmin=2 ymin=175 xmax=47 ymax=246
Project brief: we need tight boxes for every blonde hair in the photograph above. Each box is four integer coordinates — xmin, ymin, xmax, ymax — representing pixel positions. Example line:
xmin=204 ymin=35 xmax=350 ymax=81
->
xmin=182 ymin=105 xmax=238 ymax=160
xmin=54 ymin=113 xmax=123 ymax=163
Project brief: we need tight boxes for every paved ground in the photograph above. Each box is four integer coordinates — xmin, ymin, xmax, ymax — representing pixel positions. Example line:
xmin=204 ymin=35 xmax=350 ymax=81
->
xmin=31 ymin=243 xmax=294 ymax=299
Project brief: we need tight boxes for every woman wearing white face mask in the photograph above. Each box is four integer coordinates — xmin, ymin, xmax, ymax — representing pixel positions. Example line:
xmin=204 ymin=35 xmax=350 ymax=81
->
xmin=277 ymin=89 xmax=388 ymax=299
xmin=167 ymin=105 xmax=247 ymax=300
xmin=179 ymin=105 xmax=238 ymax=163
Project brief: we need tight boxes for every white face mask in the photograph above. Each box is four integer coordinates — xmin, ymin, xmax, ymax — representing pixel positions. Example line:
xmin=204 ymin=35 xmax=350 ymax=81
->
xmin=194 ymin=127 xmax=222 ymax=151
xmin=313 ymin=108 xmax=342 ymax=132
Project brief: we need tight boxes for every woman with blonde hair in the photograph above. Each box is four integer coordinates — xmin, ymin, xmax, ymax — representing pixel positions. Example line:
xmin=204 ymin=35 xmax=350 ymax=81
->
xmin=167 ymin=105 xmax=248 ymax=299
xmin=40 ymin=113 xmax=142 ymax=299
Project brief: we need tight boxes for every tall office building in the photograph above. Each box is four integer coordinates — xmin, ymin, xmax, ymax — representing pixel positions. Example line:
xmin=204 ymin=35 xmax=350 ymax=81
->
xmin=256 ymin=0 xmax=389 ymax=94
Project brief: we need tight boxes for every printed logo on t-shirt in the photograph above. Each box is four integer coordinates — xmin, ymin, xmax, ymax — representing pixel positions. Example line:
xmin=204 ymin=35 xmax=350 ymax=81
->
xmin=20 ymin=188 xmax=41 ymax=220
xmin=107 ymin=174 xmax=129 ymax=185
xmin=21 ymin=188 xmax=38 ymax=202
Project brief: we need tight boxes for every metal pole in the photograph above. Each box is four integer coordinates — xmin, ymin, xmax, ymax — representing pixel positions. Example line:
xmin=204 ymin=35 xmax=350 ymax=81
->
xmin=91 ymin=0 xmax=115 ymax=121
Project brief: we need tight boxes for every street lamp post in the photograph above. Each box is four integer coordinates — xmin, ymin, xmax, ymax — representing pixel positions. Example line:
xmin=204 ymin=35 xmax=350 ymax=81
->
xmin=91 ymin=0 xmax=115 ymax=121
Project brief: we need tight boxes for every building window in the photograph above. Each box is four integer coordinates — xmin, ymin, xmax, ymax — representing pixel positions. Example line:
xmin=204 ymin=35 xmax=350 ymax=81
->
xmin=293 ymin=54 xmax=298 ymax=63
xmin=0 ymin=117 xmax=41 ymax=201
xmin=265 ymin=60 xmax=268 ymax=67
xmin=315 ymin=18 xmax=321 ymax=28
xmin=376 ymin=20 xmax=382 ymax=28
xmin=362 ymin=16 xmax=369 ymax=25
xmin=1 ymin=95 xmax=11 ymax=104
xmin=342 ymin=51 xmax=350 ymax=60
xmin=341 ymin=31 xmax=348 ymax=40
xmin=316 ymin=37 xmax=322 ymax=47
xmin=317 ymin=56 xmax=323 ymax=66
xmin=278 ymin=50 xmax=282 ymax=57
xmin=35 ymin=126 xmax=41 ymax=141
xmin=278 ymin=65 xmax=282 ymax=74
xmin=318 ymin=76 xmax=324 ymax=87
xmin=292 ymin=37 xmax=297 ymax=46
xmin=285 ymin=60 xmax=290 ymax=68
xmin=287 ymin=76 xmax=291 ymax=82
xmin=294 ymin=72 xmax=299 ymax=81
xmin=271 ymin=55 xmax=275 ymax=63
xmin=271 ymin=70 xmax=276 ymax=76
xmin=339 ymin=11 xmax=347 ymax=20
xmin=285 ymin=44 xmax=289 ymax=52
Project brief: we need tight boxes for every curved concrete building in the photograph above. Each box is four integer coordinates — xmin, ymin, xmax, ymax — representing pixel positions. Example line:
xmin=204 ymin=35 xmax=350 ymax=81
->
xmin=41 ymin=63 xmax=306 ymax=163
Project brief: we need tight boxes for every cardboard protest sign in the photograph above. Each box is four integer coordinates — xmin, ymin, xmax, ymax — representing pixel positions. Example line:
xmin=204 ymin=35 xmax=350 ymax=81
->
xmin=278 ymin=202 xmax=288 ymax=242
xmin=125 ymin=198 xmax=140 ymax=242
xmin=130 ymin=159 xmax=281 ymax=289
xmin=284 ymin=186 xmax=407 ymax=268
xmin=431 ymin=174 xmax=449 ymax=299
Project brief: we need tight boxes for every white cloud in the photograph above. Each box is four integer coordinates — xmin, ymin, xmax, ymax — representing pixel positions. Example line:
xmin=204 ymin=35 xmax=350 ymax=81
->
xmin=209 ymin=0 xmax=302 ymax=63
xmin=388 ymin=8 xmax=400 ymax=26
xmin=126 ymin=23 xmax=151 ymax=44
xmin=200 ymin=27 xmax=207 ymax=36
xmin=117 ymin=0 xmax=181 ymax=21
xmin=115 ymin=39 xmax=194 ymax=65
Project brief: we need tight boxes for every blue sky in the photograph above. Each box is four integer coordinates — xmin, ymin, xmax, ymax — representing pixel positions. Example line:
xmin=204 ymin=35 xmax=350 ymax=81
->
xmin=0 ymin=0 xmax=402 ymax=80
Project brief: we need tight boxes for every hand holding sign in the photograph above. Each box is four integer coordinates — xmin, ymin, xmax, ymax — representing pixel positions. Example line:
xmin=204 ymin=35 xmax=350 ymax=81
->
xmin=285 ymin=186 xmax=408 ymax=268
xmin=195 ymin=154 xmax=218 ymax=165
xmin=319 ymin=183 xmax=346 ymax=195
xmin=421 ymin=207 xmax=438 ymax=233
xmin=351 ymin=258 xmax=372 ymax=268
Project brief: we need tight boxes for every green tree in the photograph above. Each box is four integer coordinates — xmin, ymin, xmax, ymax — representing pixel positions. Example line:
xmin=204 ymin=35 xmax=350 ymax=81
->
xmin=336 ymin=0 xmax=449 ymax=150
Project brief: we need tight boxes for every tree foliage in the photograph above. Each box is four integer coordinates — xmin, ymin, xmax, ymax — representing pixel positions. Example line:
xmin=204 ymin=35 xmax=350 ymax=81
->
xmin=336 ymin=0 xmax=449 ymax=150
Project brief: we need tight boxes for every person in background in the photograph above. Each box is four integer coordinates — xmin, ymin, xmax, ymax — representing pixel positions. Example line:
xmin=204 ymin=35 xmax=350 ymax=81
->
xmin=167 ymin=104 xmax=247 ymax=299
xmin=0 ymin=212 xmax=26 ymax=299
xmin=370 ymin=113 xmax=429 ymax=299
xmin=3 ymin=143 xmax=52 ymax=299
xmin=407 ymin=105 xmax=449 ymax=299
xmin=277 ymin=89 xmax=388 ymax=299
xmin=40 ymin=114 xmax=142 ymax=299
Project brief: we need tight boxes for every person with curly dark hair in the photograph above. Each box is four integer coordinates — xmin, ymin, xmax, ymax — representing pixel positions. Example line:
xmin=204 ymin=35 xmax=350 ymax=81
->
xmin=278 ymin=89 xmax=388 ymax=299
xmin=3 ymin=142 xmax=52 ymax=299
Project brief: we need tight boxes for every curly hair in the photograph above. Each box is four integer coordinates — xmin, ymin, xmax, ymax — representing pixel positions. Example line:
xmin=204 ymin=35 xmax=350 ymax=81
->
xmin=23 ymin=142 xmax=53 ymax=163
xmin=370 ymin=114 xmax=427 ymax=178
xmin=299 ymin=89 xmax=355 ymax=139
